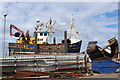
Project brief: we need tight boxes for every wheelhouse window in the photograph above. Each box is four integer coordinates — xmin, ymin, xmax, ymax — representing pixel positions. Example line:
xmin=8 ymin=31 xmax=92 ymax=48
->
xmin=40 ymin=39 xmax=43 ymax=41
xmin=38 ymin=39 xmax=43 ymax=41
xmin=44 ymin=33 xmax=47 ymax=36
xmin=40 ymin=33 xmax=43 ymax=36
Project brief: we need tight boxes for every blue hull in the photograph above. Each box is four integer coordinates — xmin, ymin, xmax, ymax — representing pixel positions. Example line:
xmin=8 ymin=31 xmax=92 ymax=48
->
xmin=67 ymin=41 xmax=82 ymax=53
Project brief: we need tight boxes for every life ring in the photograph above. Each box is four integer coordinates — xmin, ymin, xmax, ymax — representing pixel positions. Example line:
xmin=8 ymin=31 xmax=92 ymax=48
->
xmin=32 ymin=40 xmax=35 ymax=44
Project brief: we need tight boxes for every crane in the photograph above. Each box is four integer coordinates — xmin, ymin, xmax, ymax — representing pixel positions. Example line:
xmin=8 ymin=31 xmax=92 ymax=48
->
xmin=47 ymin=26 xmax=73 ymax=35
xmin=10 ymin=24 xmax=24 ymax=37
xmin=36 ymin=19 xmax=74 ymax=37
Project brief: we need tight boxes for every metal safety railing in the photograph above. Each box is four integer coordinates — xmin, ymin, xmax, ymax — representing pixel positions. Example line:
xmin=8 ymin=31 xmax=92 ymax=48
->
xmin=0 ymin=53 xmax=86 ymax=72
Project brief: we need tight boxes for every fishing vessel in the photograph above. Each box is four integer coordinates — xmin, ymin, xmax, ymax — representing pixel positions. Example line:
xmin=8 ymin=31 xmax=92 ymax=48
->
xmin=2 ymin=14 xmax=120 ymax=79
xmin=9 ymin=15 xmax=82 ymax=55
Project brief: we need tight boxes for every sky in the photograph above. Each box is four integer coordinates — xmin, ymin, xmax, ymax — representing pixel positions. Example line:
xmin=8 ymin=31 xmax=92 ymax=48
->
xmin=0 ymin=1 xmax=119 ymax=56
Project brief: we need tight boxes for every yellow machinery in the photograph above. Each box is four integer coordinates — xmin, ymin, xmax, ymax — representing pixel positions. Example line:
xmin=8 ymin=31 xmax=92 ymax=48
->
xmin=16 ymin=37 xmax=45 ymax=44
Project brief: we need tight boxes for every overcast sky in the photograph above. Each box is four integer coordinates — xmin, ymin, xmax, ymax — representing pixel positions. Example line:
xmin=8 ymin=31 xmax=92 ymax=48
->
xmin=0 ymin=1 xmax=119 ymax=56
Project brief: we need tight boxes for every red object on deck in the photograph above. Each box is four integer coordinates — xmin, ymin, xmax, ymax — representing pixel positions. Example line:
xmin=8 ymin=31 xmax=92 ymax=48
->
xmin=76 ymin=31 xmax=78 ymax=34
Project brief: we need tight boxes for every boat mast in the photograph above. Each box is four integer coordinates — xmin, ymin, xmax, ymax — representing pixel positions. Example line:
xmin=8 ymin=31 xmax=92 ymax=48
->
xmin=46 ymin=18 xmax=56 ymax=44
xmin=49 ymin=18 xmax=53 ymax=44
xmin=70 ymin=14 xmax=75 ymax=39
xmin=34 ymin=19 xmax=40 ymax=54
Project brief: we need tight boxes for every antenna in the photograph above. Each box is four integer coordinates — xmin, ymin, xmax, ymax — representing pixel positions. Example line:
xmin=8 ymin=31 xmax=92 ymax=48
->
xmin=70 ymin=14 xmax=75 ymax=39
xmin=71 ymin=14 xmax=74 ymax=25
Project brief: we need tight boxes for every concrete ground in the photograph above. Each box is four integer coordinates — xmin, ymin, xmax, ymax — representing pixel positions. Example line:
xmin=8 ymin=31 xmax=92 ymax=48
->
xmin=76 ymin=73 xmax=120 ymax=80
xmin=89 ymin=73 xmax=120 ymax=78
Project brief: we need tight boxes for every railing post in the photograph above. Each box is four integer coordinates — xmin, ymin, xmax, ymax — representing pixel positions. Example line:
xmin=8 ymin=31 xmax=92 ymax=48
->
xmin=64 ymin=31 xmax=67 ymax=53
